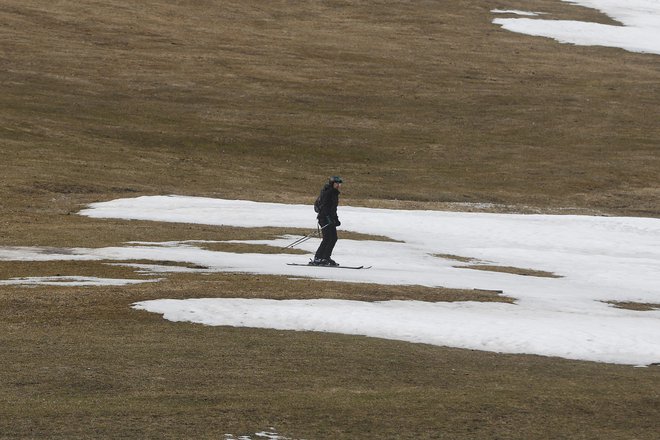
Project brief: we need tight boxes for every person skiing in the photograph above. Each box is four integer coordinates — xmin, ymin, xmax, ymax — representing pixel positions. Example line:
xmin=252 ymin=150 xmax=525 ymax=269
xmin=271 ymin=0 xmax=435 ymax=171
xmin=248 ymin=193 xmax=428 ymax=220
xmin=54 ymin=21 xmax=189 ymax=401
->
xmin=312 ymin=176 xmax=342 ymax=266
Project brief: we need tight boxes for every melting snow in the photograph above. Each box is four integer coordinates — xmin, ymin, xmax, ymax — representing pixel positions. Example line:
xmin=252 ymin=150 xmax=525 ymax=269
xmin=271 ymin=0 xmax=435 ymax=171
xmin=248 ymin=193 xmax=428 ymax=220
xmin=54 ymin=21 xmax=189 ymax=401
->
xmin=493 ymin=0 xmax=660 ymax=55
xmin=4 ymin=195 xmax=657 ymax=365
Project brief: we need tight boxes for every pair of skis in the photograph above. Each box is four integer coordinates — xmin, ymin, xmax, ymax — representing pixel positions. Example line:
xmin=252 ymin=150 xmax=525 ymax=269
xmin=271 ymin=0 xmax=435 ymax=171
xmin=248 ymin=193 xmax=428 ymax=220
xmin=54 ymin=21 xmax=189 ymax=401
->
xmin=287 ymin=262 xmax=371 ymax=270
xmin=286 ymin=227 xmax=370 ymax=269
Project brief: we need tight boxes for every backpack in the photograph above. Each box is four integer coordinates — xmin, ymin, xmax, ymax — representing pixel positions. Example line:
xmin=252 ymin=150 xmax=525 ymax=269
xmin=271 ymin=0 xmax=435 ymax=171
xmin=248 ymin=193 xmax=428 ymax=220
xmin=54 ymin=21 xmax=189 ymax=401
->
xmin=313 ymin=185 xmax=327 ymax=213
xmin=313 ymin=192 xmax=322 ymax=213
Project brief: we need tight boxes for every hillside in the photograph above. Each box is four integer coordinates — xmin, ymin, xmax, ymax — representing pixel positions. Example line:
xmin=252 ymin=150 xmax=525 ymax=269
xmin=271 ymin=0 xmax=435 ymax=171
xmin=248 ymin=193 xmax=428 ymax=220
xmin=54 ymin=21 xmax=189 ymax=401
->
xmin=1 ymin=1 xmax=659 ymax=439
xmin=2 ymin=0 xmax=658 ymax=224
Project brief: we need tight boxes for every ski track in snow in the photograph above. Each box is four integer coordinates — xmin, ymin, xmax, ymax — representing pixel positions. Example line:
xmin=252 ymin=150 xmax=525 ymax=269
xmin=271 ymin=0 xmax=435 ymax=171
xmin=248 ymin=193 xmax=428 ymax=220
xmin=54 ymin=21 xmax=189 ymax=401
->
xmin=493 ymin=0 xmax=660 ymax=55
xmin=2 ymin=195 xmax=659 ymax=366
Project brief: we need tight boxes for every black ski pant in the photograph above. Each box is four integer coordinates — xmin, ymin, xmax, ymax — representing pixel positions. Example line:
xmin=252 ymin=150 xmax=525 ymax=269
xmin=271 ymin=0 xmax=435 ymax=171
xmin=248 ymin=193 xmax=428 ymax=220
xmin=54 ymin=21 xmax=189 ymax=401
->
xmin=315 ymin=222 xmax=337 ymax=261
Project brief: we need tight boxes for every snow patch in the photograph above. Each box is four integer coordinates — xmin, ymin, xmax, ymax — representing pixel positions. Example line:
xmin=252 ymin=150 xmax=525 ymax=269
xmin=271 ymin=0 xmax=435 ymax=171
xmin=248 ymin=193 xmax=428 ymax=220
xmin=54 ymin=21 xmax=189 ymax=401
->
xmin=133 ymin=298 xmax=660 ymax=366
xmin=493 ymin=0 xmax=660 ymax=55
xmin=224 ymin=428 xmax=300 ymax=440
xmin=492 ymin=9 xmax=544 ymax=17
xmin=3 ymin=194 xmax=660 ymax=366
xmin=0 ymin=276 xmax=160 ymax=287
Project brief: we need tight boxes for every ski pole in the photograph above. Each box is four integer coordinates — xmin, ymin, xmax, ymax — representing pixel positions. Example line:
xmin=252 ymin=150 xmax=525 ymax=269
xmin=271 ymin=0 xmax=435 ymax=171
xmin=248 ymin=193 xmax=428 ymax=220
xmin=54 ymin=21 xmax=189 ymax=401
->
xmin=284 ymin=223 xmax=330 ymax=249
xmin=285 ymin=234 xmax=314 ymax=249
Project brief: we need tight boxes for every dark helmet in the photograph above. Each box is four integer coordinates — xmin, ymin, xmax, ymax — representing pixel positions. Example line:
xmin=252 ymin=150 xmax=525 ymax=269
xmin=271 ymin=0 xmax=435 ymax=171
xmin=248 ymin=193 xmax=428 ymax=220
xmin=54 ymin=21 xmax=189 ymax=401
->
xmin=330 ymin=176 xmax=343 ymax=184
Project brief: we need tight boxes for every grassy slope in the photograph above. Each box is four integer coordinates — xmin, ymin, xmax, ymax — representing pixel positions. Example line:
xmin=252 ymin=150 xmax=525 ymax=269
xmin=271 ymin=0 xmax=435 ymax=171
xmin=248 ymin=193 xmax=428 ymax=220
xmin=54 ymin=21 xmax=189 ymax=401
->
xmin=1 ymin=0 xmax=659 ymax=438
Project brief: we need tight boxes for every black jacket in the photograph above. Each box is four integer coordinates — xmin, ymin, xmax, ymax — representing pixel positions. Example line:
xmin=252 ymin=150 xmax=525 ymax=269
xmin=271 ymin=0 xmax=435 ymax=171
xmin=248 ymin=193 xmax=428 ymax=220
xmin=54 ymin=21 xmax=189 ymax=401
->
xmin=316 ymin=183 xmax=340 ymax=225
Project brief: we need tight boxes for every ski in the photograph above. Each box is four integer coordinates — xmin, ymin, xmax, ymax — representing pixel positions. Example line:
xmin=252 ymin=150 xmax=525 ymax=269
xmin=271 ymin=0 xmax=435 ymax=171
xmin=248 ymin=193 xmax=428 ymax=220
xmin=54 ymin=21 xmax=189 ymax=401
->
xmin=287 ymin=263 xmax=371 ymax=270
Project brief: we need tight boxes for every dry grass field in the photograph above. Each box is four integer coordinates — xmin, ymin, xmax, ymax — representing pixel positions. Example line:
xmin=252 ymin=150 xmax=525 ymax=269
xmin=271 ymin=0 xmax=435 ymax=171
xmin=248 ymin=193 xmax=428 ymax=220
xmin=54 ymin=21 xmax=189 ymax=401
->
xmin=1 ymin=0 xmax=659 ymax=438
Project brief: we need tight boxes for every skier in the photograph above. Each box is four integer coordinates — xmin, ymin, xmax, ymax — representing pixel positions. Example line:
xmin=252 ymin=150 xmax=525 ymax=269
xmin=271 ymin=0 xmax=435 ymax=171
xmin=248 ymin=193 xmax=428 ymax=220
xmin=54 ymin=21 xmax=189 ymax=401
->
xmin=312 ymin=176 xmax=343 ymax=266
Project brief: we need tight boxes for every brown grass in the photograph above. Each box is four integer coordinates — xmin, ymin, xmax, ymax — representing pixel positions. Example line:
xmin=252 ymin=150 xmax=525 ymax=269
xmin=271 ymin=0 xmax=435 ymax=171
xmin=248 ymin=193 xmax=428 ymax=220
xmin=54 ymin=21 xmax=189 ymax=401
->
xmin=605 ymin=301 xmax=660 ymax=312
xmin=455 ymin=264 xmax=562 ymax=278
xmin=1 ymin=0 xmax=659 ymax=438
xmin=1 ymin=275 xmax=659 ymax=439
xmin=434 ymin=253 xmax=478 ymax=263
